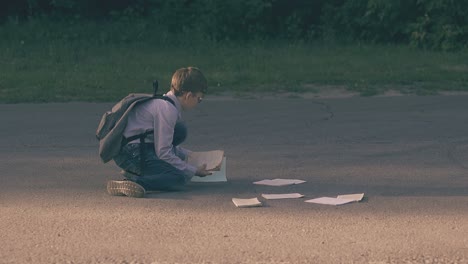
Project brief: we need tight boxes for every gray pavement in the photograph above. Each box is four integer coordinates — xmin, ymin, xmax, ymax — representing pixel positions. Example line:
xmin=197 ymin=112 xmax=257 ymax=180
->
xmin=1 ymin=95 xmax=468 ymax=263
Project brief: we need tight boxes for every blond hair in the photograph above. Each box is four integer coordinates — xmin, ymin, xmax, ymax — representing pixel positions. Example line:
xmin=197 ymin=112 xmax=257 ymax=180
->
xmin=171 ymin=67 xmax=208 ymax=96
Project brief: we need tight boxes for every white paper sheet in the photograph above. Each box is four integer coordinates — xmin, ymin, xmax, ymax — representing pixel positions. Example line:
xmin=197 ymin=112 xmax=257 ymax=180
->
xmin=253 ymin=178 xmax=306 ymax=186
xmin=261 ymin=193 xmax=304 ymax=200
xmin=305 ymin=193 xmax=365 ymax=206
xmin=232 ymin=197 xmax=262 ymax=208
xmin=191 ymin=157 xmax=227 ymax=182
xmin=305 ymin=197 xmax=356 ymax=205
xmin=187 ymin=150 xmax=224 ymax=171
xmin=337 ymin=193 xmax=364 ymax=202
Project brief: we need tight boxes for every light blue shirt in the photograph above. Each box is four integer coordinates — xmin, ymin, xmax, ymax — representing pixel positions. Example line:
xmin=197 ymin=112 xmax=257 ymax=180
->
xmin=123 ymin=91 xmax=197 ymax=176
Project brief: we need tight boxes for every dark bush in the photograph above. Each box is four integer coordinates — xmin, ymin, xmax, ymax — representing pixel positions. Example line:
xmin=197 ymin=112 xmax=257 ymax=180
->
xmin=0 ymin=0 xmax=466 ymax=50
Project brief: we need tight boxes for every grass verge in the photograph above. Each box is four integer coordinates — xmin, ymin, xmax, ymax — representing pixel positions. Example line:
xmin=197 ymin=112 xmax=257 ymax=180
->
xmin=1 ymin=20 xmax=467 ymax=103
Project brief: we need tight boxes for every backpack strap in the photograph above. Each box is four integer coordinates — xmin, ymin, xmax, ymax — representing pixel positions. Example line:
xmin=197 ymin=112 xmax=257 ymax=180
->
xmin=122 ymin=129 xmax=153 ymax=145
xmin=153 ymin=95 xmax=175 ymax=106
xmin=121 ymin=95 xmax=175 ymax=145
xmin=152 ymin=80 xmax=176 ymax=106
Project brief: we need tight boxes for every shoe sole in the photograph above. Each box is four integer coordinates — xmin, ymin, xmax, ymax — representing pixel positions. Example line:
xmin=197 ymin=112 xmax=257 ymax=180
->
xmin=107 ymin=180 xmax=145 ymax=198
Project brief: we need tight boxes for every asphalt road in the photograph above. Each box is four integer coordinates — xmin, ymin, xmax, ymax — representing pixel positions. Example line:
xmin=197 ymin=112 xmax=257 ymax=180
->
xmin=1 ymin=94 xmax=468 ymax=264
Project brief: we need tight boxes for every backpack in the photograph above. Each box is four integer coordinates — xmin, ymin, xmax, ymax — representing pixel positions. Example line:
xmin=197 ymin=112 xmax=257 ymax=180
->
xmin=96 ymin=81 xmax=175 ymax=163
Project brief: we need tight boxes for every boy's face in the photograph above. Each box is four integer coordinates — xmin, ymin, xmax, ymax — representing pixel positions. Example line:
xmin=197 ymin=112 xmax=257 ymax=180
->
xmin=181 ymin=91 xmax=204 ymax=110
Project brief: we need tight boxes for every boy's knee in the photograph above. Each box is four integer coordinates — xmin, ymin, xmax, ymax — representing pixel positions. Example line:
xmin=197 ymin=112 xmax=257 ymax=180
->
xmin=172 ymin=122 xmax=187 ymax=146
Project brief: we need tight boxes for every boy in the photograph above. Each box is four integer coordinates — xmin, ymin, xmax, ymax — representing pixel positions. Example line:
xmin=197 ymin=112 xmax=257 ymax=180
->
xmin=107 ymin=67 xmax=212 ymax=198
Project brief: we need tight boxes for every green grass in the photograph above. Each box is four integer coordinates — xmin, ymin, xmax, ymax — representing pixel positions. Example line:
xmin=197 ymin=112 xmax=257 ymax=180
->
xmin=1 ymin=19 xmax=467 ymax=103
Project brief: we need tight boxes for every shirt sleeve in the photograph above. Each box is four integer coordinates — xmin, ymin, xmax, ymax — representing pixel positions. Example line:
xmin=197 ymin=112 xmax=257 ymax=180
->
xmin=174 ymin=146 xmax=191 ymax=161
xmin=153 ymin=103 xmax=197 ymax=177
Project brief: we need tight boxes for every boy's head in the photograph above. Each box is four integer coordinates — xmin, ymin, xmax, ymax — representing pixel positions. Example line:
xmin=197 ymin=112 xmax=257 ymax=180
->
xmin=171 ymin=67 xmax=207 ymax=96
xmin=171 ymin=67 xmax=207 ymax=110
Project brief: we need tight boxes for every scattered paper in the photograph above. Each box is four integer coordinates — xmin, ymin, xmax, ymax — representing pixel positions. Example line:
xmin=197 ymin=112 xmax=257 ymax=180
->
xmin=261 ymin=193 xmax=304 ymax=200
xmin=187 ymin=150 xmax=224 ymax=171
xmin=232 ymin=197 xmax=262 ymax=208
xmin=191 ymin=157 xmax=227 ymax=182
xmin=337 ymin=193 xmax=364 ymax=202
xmin=305 ymin=193 xmax=365 ymax=206
xmin=253 ymin=178 xmax=306 ymax=186
xmin=305 ymin=197 xmax=356 ymax=206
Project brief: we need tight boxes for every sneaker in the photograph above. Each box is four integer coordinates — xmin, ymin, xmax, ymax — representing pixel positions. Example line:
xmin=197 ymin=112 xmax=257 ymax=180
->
xmin=107 ymin=180 xmax=146 ymax=198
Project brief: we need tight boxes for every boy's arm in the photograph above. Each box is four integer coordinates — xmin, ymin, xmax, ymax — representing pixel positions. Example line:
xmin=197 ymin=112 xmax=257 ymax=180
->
xmin=174 ymin=146 xmax=191 ymax=161
xmin=153 ymin=104 xmax=197 ymax=176
xmin=173 ymin=146 xmax=212 ymax=177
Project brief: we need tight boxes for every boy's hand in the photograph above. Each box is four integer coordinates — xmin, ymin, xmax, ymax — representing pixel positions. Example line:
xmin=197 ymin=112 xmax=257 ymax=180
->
xmin=195 ymin=164 xmax=212 ymax=177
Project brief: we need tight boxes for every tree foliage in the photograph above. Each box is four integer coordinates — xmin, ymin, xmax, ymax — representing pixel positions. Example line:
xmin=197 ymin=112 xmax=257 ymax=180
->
xmin=1 ymin=0 xmax=467 ymax=50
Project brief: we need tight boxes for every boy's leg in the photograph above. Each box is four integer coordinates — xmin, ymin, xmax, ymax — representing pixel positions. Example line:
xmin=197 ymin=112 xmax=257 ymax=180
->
xmin=139 ymin=146 xmax=189 ymax=191
xmin=113 ymin=143 xmax=189 ymax=193
xmin=172 ymin=122 xmax=187 ymax=146
xmin=110 ymin=144 xmax=147 ymax=198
